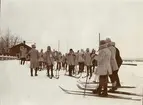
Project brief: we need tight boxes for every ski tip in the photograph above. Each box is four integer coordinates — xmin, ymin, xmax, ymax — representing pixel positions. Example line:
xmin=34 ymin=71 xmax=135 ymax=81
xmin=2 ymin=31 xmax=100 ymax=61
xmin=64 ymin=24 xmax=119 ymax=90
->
xmin=59 ymin=86 xmax=67 ymax=92
xmin=59 ymin=86 xmax=63 ymax=90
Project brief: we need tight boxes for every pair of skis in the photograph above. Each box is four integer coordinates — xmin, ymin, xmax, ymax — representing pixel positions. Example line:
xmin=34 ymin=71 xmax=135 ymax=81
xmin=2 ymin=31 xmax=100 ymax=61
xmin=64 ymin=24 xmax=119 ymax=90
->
xmin=76 ymin=84 xmax=142 ymax=96
xmin=77 ymin=78 xmax=140 ymax=97
xmin=77 ymin=80 xmax=136 ymax=88
xmin=59 ymin=86 xmax=141 ymax=101
xmin=59 ymin=77 xmax=142 ymax=101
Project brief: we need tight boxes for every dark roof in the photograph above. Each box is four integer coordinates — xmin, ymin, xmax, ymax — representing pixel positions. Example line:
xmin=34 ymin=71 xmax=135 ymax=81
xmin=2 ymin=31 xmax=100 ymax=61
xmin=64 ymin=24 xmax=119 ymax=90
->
xmin=10 ymin=43 xmax=31 ymax=49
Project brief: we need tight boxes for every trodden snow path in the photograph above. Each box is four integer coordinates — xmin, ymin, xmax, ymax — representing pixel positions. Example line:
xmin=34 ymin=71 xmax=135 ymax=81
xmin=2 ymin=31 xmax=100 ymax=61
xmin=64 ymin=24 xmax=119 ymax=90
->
xmin=0 ymin=60 xmax=143 ymax=105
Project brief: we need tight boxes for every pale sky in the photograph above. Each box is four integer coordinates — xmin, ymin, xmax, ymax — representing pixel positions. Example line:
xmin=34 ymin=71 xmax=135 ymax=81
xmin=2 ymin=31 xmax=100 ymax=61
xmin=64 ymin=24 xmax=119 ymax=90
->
xmin=1 ymin=0 xmax=143 ymax=58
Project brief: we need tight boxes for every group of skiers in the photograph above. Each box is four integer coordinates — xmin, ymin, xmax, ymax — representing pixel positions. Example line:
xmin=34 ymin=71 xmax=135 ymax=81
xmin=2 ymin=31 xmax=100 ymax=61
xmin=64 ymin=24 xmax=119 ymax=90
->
xmin=19 ymin=37 xmax=122 ymax=97
xmin=19 ymin=44 xmax=99 ymax=79
xmin=62 ymin=48 xmax=98 ymax=78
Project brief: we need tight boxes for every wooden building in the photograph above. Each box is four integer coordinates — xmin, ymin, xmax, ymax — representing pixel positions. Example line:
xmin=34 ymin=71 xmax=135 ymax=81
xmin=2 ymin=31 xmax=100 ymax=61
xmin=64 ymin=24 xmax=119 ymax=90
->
xmin=9 ymin=41 xmax=32 ymax=58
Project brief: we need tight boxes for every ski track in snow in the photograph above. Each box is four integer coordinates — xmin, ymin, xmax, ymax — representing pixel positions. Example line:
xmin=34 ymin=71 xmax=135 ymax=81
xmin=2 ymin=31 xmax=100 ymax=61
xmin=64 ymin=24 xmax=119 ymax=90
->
xmin=0 ymin=60 xmax=143 ymax=105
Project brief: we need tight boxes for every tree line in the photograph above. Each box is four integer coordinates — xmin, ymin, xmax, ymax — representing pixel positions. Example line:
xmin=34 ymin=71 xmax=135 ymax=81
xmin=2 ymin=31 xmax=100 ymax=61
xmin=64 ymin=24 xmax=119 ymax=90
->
xmin=0 ymin=29 xmax=23 ymax=55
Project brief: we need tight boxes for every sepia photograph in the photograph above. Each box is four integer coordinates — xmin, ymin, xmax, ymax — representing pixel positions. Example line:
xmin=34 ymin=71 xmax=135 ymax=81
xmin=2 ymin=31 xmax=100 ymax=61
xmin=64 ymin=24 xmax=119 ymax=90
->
xmin=0 ymin=0 xmax=143 ymax=105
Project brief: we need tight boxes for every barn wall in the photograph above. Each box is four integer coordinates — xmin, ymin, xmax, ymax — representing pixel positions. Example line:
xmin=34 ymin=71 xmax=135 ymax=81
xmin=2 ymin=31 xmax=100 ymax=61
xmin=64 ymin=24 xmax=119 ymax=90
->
xmin=9 ymin=44 xmax=32 ymax=57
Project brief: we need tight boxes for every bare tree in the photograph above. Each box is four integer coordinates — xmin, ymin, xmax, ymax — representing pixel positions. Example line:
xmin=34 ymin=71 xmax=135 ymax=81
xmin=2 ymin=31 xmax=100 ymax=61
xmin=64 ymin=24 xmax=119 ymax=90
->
xmin=0 ymin=29 xmax=23 ymax=55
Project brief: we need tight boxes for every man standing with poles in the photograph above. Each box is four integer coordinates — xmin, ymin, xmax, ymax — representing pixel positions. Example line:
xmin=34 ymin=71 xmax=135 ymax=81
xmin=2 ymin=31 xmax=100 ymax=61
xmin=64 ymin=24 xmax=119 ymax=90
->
xmin=67 ymin=49 xmax=76 ymax=76
xmin=92 ymin=40 xmax=112 ymax=97
xmin=44 ymin=46 xmax=54 ymax=79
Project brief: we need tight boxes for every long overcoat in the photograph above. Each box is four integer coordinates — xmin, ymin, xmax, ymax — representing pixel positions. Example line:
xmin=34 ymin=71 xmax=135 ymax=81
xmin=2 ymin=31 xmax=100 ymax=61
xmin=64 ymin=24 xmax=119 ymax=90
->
xmin=28 ymin=48 xmax=39 ymax=69
xmin=96 ymin=44 xmax=112 ymax=76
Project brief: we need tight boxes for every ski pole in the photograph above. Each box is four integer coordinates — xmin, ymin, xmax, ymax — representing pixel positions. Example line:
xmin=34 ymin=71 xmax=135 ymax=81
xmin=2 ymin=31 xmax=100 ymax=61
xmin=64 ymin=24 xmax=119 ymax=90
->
xmin=55 ymin=62 xmax=58 ymax=77
xmin=84 ymin=74 xmax=89 ymax=97
xmin=57 ymin=69 xmax=59 ymax=79
xmin=142 ymin=88 xmax=143 ymax=105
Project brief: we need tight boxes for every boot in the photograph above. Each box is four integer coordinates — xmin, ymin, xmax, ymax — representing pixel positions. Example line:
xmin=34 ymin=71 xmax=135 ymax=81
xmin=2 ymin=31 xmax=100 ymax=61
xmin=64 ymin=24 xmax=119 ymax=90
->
xmin=116 ymin=74 xmax=121 ymax=87
xmin=87 ymin=66 xmax=89 ymax=77
xmin=109 ymin=81 xmax=117 ymax=92
xmin=99 ymin=91 xmax=108 ymax=97
xmin=51 ymin=70 xmax=54 ymax=77
xmin=116 ymin=83 xmax=121 ymax=88
xmin=23 ymin=60 xmax=25 ymax=65
xmin=51 ymin=65 xmax=54 ymax=77
xmin=69 ymin=66 xmax=72 ymax=76
xmin=78 ymin=69 xmax=82 ymax=74
xmin=108 ymin=86 xmax=117 ymax=92
xmin=47 ymin=69 xmax=50 ymax=77
xmin=30 ymin=68 xmax=33 ymax=76
xmin=92 ymin=89 xmax=98 ymax=94
xmin=35 ymin=68 xmax=38 ymax=76
xmin=21 ymin=60 xmax=22 ymax=65
xmin=92 ymin=86 xmax=101 ymax=94
xmin=99 ymin=86 xmax=108 ymax=97
xmin=89 ymin=75 xmax=92 ymax=79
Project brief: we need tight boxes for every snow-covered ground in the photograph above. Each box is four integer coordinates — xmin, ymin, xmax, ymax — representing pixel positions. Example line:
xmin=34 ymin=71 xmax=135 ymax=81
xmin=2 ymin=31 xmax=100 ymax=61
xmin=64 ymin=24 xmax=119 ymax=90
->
xmin=0 ymin=60 xmax=143 ymax=105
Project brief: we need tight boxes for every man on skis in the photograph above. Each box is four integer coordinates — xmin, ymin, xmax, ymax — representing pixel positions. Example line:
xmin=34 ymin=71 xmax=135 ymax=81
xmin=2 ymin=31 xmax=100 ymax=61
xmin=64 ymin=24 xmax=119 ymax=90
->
xmin=27 ymin=44 xmax=39 ymax=76
xmin=108 ymin=40 xmax=123 ymax=88
xmin=93 ymin=40 xmax=112 ymax=97
xmin=106 ymin=38 xmax=119 ymax=91
xmin=66 ymin=49 xmax=76 ymax=76
xmin=44 ymin=46 xmax=55 ymax=79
